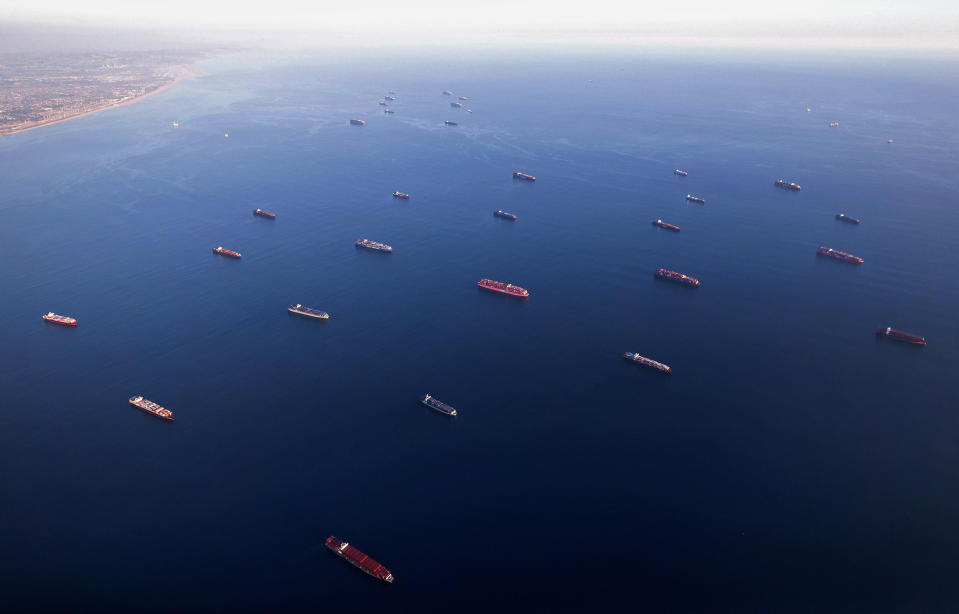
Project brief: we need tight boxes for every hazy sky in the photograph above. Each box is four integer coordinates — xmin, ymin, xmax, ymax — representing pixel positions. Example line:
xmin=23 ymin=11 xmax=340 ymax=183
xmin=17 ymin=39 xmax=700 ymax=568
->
xmin=3 ymin=0 xmax=958 ymax=49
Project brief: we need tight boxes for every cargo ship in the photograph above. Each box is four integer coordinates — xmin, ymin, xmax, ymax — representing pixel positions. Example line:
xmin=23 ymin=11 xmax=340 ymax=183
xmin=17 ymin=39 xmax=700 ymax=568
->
xmin=350 ymin=119 xmax=365 ymax=126
xmin=674 ymin=169 xmax=688 ymax=177
xmin=876 ymin=327 xmax=926 ymax=345
xmin=384 ymin=109 xmax=394 ymax=114
xmin=829 ymin=121 xmax=840 ymax=127
xmin=378 ymin=101 xmax=387 ymax=106
xmin=450 ymin=102 xmax=463 ymax=108
xmin=442 ymin=90 xmax=453 ymax=95
xmin=42 ymin=312 xmax=77 ymax=326
xmin=686 ymin=194 xmax=705 ymax=204
xmin=355 ymin=238 xmax=393 ymax=253
xmin=445 ymin=120 xmax=458 ymax=126
xmin=623 ymin=352 xmax=671 ymax=373
xmin=288 ymin=304 xmax=329 ymax=320
xmin=775 ymin=179 xmax=802 ymax=191
xmin=458 ymin=96 xmax=468 ymax=100
xmin=420 ymin=393 xmax=457 ymax=416
xmin=478 ymin=278 xmax=529 ymax=298
xmin=836 ymin=213 xmax=861 ymax=224
xmin=385 ymin=96 xmax=396 ymax=101
xmin=213 ymin=246 xmax=242 ymax=259
xmin=494 ymin=210 xmax=517 ymax=221
xmin=253 ymin=208 xmax=276 ymax=219
xmin=654 ymin=268 xmax=700 ymax=287
xmin=325 ymin=536 xmax=394 ymax=583
xmin=129 ymin=396 xmax=174 ymax=421
xmin=817 ymin=246 xmax=863 ymax=264
xmin=513 ymin=172 xmax=535 ymax=182
xmin=393 ymin=191 xmax=410 ymax=199
xmin=652 ymin=219 xmax=680 ymax=232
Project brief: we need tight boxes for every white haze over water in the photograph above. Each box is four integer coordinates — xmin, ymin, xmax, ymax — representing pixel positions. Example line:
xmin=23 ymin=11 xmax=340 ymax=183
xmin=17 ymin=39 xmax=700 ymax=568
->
xmin=2 ymin=0 xmax=958 ymax=51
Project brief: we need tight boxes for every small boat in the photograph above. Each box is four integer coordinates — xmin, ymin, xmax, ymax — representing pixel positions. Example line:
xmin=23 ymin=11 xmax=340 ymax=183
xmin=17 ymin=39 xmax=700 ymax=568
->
xmin=42 ymin=312 xmax=77 ymax=326
xmin=224 ymin=133 xmax=229 ymax=138
xmin=466 ymin=109 xmax=473 ymax=114
xmin=393 ymin=191 xmax=410 ymax=199
xmin=213 ymin=246 xmax=242 ymax=259
xmin=288 ymin=304 xmax=329 ymax=320
xmin=253 ymin=208 xmax=276 ymax=219
xmin=494 ymin=210 xmax=517 ymax=221
xmin=420 ymin=393 xmax=457 ymax=416
xmin=172 ymin=121 xmax=179 ymax=128
xmin=350 ymin=119 xmax=366 ymax=126
xmin=674 ymin=169 xmax=688 ymax=177
xmin=829 ymin=122 xmax=840 ymax=127
xmin=887 ymin=139 xmax=894 ymax=143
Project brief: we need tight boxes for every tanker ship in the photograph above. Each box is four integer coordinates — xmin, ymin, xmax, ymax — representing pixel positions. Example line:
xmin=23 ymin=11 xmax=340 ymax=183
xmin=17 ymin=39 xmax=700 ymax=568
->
xmin=623 ymin=352 xmax=671 ymax=373
xmin=817 ymin=246 xmax=863 ymax=264
xmin=420 ymin=394 xmax=457 ymax=416
xmin=513 ymin=172 xmax=536 ymax=182
xmin=686 ymin=194 xmax=706 ymax=204
xmin=652 ymin=219 xmax=680 ymax=232
xmin=876 ymin=327 xmax=925 ymax=345
xmin=836 ymin=214 xmax=861 ymax=224
xmin=253 ymin=208 xmax=276 ymax=219
xmin=494 ymin=210 xmax=517 ymax=221
xmin=213 ymin=246 xmax=242 ymax=259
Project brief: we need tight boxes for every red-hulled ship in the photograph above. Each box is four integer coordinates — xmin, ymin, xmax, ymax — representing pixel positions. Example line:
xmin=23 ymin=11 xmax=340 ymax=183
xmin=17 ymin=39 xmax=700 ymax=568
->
xmin=129 ymin=396 xmax=174 ymax=421
xmin=876 ymin=327 xmax=925 ymax=345
xmin=775 ymin=179 xmax=802 ymax=191
xmin=512 ymin=171 xmax=535 ymax=182
xmin=652 ymin=219 xmax=680 ymax=232
xmin=42 ymin=312 xmax=77 ymax=326
xmin=325 ymin=536 xmax=394 ymax=583
xmin=253 ymin=208 xmax=276 ymax=219
xmin=478 ymin=278 xmax=529 ymax=298
xmin=817 ymin=246 xmax=863 ymax=264
xmin=623 ymin=352 xmax=671 ymax=373
xmin=654 ymin=269 xmax=700 ymax=287
xmin=393 ymin=191 xmax=410 ymax=199
xmin=213 ymin=246 xmax=242 ymax=259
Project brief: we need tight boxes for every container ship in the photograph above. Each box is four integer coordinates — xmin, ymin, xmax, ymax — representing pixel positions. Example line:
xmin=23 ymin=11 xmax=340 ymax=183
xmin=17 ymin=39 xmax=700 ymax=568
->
xmin=623 ymin=352 xmax=671 ymax=373
xmin=355 ymin=238 xmax=393 ymax=253
xmin=450 ymin=102 xmax=463 ymax=108
xmin=674 ymin=169 xmax=688 ymax=177
xmin=253 ymin=208 xmax=276 ymax=219
xmin=494 ymin=210 xmax=517 ymax=221
xmin=686 ymin=194 xmax=706 ymax=204
xmin=652 ymin=219 xmax=680 ymax=232
xmin=129 ymin=396 xmax=174 ymax=421
xmin=213 ymin=246 xmax=242 ymax=259
xmin=775 ymin=179 xmax=802 ymax=191
xmin=350 ymin=119 xmax=365 ymax=126
xmin=445 ymin=120 xmax=458 ymax=126
xmin=478 ymin=278 xmax=529 ymax=298
xmin=42 ymin=312 xmax=77 ymax=326
xmin=393 ymin=191 xmax=410 ymax=199
xmin=817 ymin=246 xmax=863 ymax=264
xmin=513 ymin=172 xmax=536 ymax=182
xmin=325 ymin=536 xmax=394 ymax=583
xmin=876 ymin=327 xmax=925 ymax=345
xmin=836 ymin=213 xmax=861 ymax=224
xmin=288 ymin=304 xmax=329 ymax=320
xmin=420 ymin=394 xmax=457 ymax=416
xmin=654 ymin=268 xmax=700 ymax=287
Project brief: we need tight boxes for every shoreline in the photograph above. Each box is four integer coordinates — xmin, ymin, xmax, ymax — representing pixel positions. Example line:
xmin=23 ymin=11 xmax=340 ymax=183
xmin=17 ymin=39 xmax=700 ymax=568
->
xmin=0 ymin=66 xmax=201 ymax=138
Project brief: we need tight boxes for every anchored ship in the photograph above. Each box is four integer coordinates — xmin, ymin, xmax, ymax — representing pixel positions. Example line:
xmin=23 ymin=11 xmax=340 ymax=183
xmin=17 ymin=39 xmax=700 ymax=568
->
xmin=458 ymin=96 xmax=468 ymax=100
xmin=478 ymin=278 xmax=529 ymax=298
xmin=654 ymin=268 xmax=700 ymax=287
xmin=450 ymin=102 xmax=463 ymax=108
xmin=288 ymin=304 xmax=329 ymax=320
xmin=674 ymin=169 xmax=688 ymax=177
xmin=385 ymin=96 xmax=396 ymax=101
xmin=494 ymin=210 xmax=517 ymax=221
xmin=775 ymin=179 xmax=802 ymax=191
xmin=829 ymin=121 xmax=840 ymax=127
xmin=355 ymin=238 xmax=393 ymax=253
xmin=420 ymin=394 xmax=457 ymax=416
xmin=836 ymin=214 xmax=861 ymax=224
xmin=325 ymin=536 xmax=394 ymax=583
xmin=350 ymin=119 xmax=365 ymax=126
xmin=686 ymin=194 xmax=705 ymax=204
xmin=876 ymin=327 xmax=925 ymax=345
xmin=445 ymin=120 xmax=458 ymax=126
xmin=393 ymin=191 xmax=410 ymax=199
xmin=129 ymin=396 xmax=174 ymax=421
xmin=513 ymin=172 xmax=535 ymax=182
xmin=652 ymin=219 xmax=680 ymax=232
xmin=253 ymin=208 xmax=276 ymax=219
xmin=442 ymin=90 xmax=453 ymax=95
xmin=42 ymin=312 xmax=77 ymax=326
xmin=213 ymin=246 xmax=242 ymax=259
xmin=817 ymin=246 xmax=863 ymax=264
xmin=384 ymin=109 xmax=394 ymax=114
xmin=378 ymin=101 xmax=387 ymax=106
xmin=623 ymin=352 xmax=671 ymax=373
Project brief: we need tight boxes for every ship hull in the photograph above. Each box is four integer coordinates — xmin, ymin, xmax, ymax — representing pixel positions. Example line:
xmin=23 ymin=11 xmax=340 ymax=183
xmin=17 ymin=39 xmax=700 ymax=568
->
xmin=325 ymin=536 xmax=394 ymax=583
xmin=654 ymin=269 xmax=700 ymax=287
xmin=42 ymin=314 xmax=77 ymax=326
xmin=420 ymin=395 xmax=457 ymax=416
xmin=623 ymin=353 xmax=671 ymax=373
xmin=288 ymin=305 xmax=329 ymax=320
xmin=877 ymin=327 xmax=925 ymax=345
xmin=253 ymin=209 xmax=276 ymax=219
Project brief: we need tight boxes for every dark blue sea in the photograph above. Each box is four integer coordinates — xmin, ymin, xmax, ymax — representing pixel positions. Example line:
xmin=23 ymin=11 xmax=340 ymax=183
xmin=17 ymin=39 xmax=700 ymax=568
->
xmin=2 ymin=48 xmax=958 ymax=613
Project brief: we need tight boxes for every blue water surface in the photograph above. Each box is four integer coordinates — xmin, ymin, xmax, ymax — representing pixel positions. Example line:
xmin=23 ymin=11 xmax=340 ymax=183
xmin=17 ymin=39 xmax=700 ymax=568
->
xmin=1 ymin=48 xmax=958 ymax=612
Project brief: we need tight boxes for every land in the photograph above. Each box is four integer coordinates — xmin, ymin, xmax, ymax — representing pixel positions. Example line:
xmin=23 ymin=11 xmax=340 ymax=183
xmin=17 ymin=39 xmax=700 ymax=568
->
xmin=0 ymin=49 xmax=216 ymax=136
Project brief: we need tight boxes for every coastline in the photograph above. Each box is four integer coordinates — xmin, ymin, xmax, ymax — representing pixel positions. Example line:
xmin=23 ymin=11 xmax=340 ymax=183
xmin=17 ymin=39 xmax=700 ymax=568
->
xmin=0 ymin=66 xmax=201 ymax=138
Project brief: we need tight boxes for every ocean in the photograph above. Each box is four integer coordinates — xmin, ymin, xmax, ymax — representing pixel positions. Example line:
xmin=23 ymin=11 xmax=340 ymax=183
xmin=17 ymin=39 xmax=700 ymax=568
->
xmin=1 ymin=48 xmax=958 ymax=612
